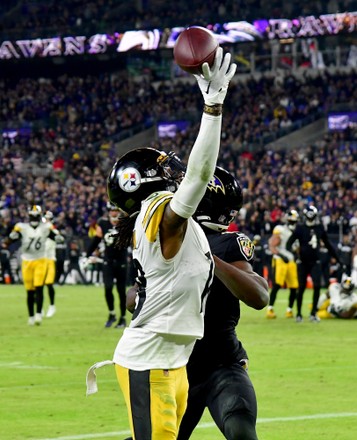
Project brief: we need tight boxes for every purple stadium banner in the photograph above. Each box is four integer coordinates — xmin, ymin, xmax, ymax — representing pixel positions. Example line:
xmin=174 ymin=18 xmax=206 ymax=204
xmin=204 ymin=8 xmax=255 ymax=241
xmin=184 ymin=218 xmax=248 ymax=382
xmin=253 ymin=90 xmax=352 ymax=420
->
xmin=0 ymin=11 xmax=356 ymax=60
xmin=328 ymin=112 xmax=357 ymax=131
xmin=157 ymin=120 xmax=189 ymax=138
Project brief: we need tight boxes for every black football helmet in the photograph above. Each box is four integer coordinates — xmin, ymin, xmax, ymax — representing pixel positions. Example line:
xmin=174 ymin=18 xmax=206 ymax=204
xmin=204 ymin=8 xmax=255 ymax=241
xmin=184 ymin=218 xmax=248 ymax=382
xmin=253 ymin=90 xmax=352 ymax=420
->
xmin=107 ymin=148 xmax=185 ymax=216
xmin=194 ymin=166 xmax=243 ymax=231
xmin=28 ymin=205 xmax=42 ymax=228
xmin=44 ymin=210 xmax=54 ymax=221
xmin=106 ymin=201 xmax=124 ymax=225
xmin=303 ymin=205 xmax=318 ymax=226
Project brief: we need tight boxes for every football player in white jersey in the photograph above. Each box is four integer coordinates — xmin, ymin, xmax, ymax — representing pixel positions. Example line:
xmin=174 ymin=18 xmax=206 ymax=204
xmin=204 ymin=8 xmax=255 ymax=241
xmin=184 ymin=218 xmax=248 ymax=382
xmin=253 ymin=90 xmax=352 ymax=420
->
xmin=86 ymin=48 xmax=237 ymax=440
xmin=7 ymin=205 xmax=63 ymax=325
xmin=43 ymin=211 xmax=57 ymax=318
xmin=317 ymin=275 xmax=357 ymax=319
xmin=266 ymin=210 xmax=299 ymax=319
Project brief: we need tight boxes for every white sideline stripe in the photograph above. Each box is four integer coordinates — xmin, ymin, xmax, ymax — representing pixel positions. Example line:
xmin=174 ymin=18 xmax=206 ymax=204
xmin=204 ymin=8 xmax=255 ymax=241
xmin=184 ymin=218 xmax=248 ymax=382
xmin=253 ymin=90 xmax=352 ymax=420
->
xmin=0 ymin=362 xmax=57 ymax=369
xmin=33 ymin=413 xmax=357 ymax=440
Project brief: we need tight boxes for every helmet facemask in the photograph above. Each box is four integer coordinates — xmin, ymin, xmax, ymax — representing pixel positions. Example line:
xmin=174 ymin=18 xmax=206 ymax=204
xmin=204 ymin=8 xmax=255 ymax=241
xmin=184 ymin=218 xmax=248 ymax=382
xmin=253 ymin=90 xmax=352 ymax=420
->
xmin=157 ymin=151 xmax=186 ymax=192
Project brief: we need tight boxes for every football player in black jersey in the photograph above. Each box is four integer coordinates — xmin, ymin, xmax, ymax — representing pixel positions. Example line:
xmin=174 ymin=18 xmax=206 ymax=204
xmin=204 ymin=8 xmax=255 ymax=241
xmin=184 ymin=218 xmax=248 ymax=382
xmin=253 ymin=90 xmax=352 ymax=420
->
xmin=126 ymin=167 xmax=269 ymax=440
xmin=86 ymin=202 xmax=128 ymax=328
xmin=286 ymin=205 xmax=340 ymax=323
xmin=177 ymin=167 xmax=269 ymax=440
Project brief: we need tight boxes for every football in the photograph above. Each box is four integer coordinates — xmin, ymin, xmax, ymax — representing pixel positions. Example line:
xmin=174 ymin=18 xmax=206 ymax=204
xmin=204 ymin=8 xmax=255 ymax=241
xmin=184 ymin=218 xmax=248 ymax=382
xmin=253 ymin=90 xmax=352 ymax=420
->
xmin=173 ymin=26 xmax=219 ymax=75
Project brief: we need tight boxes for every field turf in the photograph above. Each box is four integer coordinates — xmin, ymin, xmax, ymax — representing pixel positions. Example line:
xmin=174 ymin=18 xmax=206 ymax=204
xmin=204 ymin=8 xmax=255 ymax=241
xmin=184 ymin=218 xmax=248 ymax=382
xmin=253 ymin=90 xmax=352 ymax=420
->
xmin=0 ymin=284 xmax=356 ymax=440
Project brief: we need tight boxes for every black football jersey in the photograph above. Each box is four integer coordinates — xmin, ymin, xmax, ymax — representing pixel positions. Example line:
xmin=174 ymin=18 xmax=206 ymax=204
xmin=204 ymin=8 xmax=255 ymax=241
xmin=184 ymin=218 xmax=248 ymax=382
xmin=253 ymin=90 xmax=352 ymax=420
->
xmin=97 ymin=217 xmax=127 ymax=261
xmin=187 ymin=231 xmax=254 ymax=378
xmin=287 ymin=223 xmax=338 ymax=263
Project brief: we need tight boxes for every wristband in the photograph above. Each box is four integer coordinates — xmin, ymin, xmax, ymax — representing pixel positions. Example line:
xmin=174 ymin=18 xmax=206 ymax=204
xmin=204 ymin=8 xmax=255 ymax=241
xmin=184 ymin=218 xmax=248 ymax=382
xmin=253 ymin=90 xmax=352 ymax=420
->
xmin=203 ymin=104 xmax=223 ymax=116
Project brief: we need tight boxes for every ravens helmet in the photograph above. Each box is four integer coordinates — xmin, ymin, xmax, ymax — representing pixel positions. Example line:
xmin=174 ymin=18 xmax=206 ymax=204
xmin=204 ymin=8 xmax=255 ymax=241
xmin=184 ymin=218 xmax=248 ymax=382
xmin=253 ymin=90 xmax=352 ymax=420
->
xmin=285 ymin=209 xmax=299 ymax=230
xmin=106 ymin=201 xmax=124 ymax=225
xmin=44 ymin=211 xmax=54 ymax=221
xmin=107 ymin=148 xmax=185 ymax=216
xmin=194 ymin=166 xmax=243 ymax=231
xmin=341 ymin=275 xmax=355 ymax=294
xmin=303 ymin=205 xmax=318 ymax=226
xmin=28 ymin=205 xmax=42 ymax=227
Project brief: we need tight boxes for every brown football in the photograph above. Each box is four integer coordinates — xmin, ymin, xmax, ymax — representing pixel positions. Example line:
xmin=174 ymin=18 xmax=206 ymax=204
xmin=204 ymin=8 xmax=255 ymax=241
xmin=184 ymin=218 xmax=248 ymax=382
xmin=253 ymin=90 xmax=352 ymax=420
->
xmin=173 ymin=26 xmax=219 ymax=75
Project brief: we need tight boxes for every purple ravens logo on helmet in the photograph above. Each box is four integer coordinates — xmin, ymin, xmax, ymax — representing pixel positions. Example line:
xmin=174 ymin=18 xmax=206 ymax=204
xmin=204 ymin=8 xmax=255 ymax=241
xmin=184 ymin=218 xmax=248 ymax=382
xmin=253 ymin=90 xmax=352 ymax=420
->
xmin=207 ymin=175 xmax=225 ymax=194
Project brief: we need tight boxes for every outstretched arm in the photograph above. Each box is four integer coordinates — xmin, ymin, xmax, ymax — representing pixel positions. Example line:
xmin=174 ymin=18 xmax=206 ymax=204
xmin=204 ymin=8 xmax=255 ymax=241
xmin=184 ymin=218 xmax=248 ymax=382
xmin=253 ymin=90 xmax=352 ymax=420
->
xmin=213 ymin=255 xmax=269 ymax=310
xmin=161 ymin=49 xmax=237 ymax=259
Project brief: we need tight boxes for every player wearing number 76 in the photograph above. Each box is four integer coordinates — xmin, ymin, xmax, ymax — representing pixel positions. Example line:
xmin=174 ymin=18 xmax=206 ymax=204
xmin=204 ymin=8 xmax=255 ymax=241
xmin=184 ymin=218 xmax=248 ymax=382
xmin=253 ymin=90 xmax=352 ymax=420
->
xmin=6 ymin=205 xmax=64 ymax=326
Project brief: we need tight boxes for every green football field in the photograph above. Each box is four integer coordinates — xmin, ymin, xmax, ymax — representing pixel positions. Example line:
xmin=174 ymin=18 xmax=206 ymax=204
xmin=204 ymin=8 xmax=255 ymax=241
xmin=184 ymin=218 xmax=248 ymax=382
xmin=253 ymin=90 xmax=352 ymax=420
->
xmin=1 ymin=284 xmax=356 ymax=440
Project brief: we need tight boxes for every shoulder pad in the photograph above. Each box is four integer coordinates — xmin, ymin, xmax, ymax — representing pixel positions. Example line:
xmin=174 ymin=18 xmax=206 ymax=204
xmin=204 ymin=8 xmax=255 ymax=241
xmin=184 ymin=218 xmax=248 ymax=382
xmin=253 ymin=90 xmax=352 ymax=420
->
xmin=273 ymin=225 xmax=284 ymax=234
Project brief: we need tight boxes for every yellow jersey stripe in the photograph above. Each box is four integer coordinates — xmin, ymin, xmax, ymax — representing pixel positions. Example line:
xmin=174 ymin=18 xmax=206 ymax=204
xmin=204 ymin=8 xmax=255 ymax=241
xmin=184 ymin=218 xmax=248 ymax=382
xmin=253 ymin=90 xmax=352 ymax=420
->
xmin=142 ymin=193 xmax=173 ymax=243
xmin=142 ymin=192 xmax=173 ymax=227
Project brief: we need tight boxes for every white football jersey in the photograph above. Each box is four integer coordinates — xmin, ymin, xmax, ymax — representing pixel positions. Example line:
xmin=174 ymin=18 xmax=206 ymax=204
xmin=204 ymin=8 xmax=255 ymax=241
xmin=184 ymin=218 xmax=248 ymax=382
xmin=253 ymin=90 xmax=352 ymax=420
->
xmin=114 ymin=191 xmax=214 ymax=370
xmin=13 ymin=222 xmax=53 ymax=260
xmin=45 ymin=236 xmax=57 ymax=260
xmin=272 ymin=224 xmax=294 ymax=262
xmin=328 ymin=283 xmax=357 ymax=316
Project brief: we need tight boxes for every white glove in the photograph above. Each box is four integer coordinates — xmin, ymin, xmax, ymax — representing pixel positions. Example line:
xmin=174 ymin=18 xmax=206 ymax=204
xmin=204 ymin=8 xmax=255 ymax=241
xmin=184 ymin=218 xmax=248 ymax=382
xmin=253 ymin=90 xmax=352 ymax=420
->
xmin=54 ymin=233 xmax=65 ymax=244
xmin=194 ymin=47 xmax=237 ymax=105
xmin=9 ymin=231 xmax=20 ymax=241
xmin=82 ymin=257 xmax=91 ymax=269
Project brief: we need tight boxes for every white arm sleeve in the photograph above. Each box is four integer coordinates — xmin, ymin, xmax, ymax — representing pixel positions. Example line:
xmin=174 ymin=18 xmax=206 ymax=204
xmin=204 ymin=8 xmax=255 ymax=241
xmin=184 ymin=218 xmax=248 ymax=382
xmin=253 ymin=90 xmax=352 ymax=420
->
xmin=170 ymin=113 xmax=222 ymax=218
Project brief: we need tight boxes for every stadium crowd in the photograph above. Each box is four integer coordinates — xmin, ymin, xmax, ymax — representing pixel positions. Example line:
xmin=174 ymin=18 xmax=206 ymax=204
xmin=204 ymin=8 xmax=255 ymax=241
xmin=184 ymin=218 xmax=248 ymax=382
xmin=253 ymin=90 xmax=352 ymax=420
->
xmin=1 ymin=2 xmax=357 ymax=287
xmin=1 ymin=69 xmax=356 ymax=244
xmin=2 ymin=0 xmax=357 ymax=39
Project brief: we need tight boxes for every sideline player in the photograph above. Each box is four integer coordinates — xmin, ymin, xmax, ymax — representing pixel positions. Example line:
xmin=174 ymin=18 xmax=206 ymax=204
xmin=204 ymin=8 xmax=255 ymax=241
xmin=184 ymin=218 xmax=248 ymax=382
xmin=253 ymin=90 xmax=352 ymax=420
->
xmin=7 ymin=205 xmax=64 ymax=325
xmin=43 ymin=211 xmax=57 ymax=318
xmin=266 ymin=210 xmax=299 ymax=319
xmin=86 ymin=202 xmax=128 ymax=328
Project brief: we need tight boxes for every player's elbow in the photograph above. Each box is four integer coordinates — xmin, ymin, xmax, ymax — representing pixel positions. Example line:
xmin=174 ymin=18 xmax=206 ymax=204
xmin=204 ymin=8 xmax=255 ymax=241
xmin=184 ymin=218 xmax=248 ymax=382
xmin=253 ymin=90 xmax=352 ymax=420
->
xmin=250 ymin=282 xmax=270 ymax=310
xmin=255 ymin=291 xmax=270 ymax=310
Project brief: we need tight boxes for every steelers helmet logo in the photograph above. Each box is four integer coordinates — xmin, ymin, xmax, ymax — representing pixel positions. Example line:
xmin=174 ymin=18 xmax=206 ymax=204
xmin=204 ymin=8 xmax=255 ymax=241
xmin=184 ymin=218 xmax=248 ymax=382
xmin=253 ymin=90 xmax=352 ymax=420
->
xmin=118 ymin=167 xmax=141 ymax=193
xmin=207 ymin=175 xmax=225 ymax=194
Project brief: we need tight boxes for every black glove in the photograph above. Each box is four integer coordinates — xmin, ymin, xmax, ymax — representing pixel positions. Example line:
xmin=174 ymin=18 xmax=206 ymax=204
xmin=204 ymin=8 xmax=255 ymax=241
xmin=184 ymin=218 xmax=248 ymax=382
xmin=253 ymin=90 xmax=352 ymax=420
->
xmin=278 ymin=253 xmax=289 ymax=264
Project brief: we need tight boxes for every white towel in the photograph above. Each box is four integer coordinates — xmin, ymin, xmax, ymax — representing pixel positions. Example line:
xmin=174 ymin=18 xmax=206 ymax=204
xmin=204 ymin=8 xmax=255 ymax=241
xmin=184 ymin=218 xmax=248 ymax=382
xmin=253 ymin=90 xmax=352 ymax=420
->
xmin=86 ymin=360 xmax=114 ymax=396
